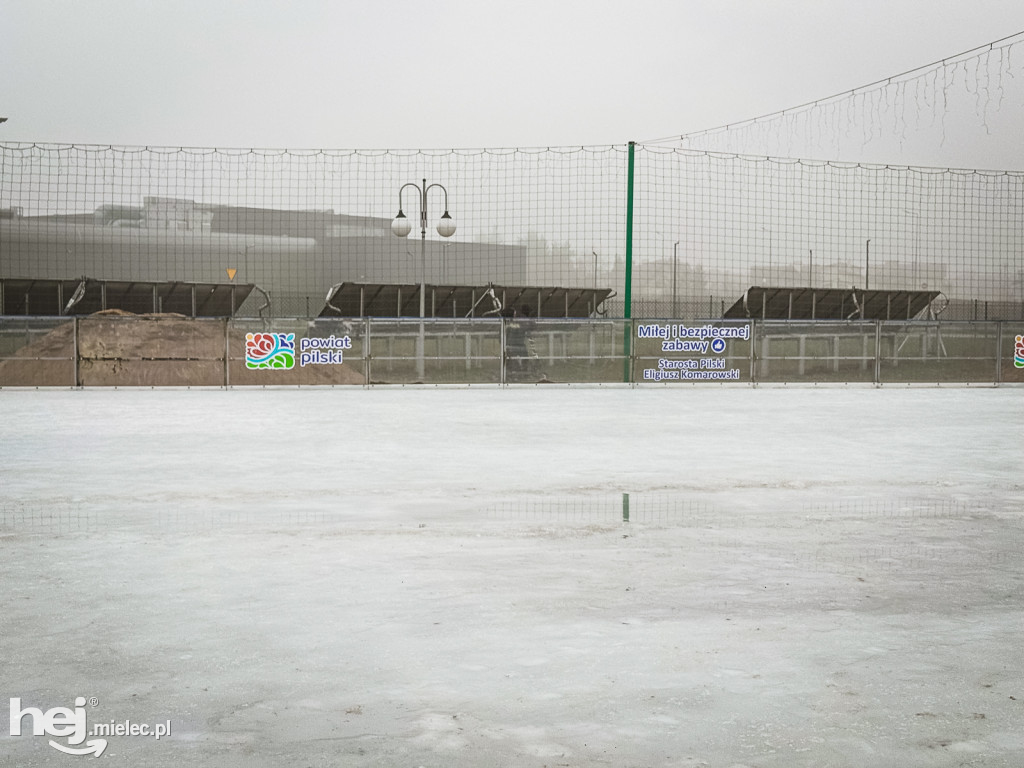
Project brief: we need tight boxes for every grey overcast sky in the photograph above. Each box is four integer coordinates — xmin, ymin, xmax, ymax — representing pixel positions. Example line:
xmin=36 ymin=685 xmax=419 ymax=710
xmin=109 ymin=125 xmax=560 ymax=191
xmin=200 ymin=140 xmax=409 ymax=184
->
xmin=3 ymin=0 xmax=1024 ymax=160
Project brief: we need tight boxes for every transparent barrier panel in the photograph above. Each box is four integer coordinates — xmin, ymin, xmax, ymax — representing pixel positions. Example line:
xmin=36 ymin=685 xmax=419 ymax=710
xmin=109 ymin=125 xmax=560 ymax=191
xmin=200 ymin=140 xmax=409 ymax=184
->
xmin=78 ymin=316 xmax=227 ymax=386
xmin=79 ymin=315 xmax=224 ymax=361
xmin=512 ymin=319 xmax=629 ymax=384
xmin=366 ymin=318 xmax=502 ymax=385
xmin=2 ymin=316 xmax=1018 ymax=387
xmin=755 ymin=321 xmax=876 ymax=384
xmin=879 ymin=322 xmax=998 ymax=384
xmin=0 ymin=317 xmax=75 ymax=386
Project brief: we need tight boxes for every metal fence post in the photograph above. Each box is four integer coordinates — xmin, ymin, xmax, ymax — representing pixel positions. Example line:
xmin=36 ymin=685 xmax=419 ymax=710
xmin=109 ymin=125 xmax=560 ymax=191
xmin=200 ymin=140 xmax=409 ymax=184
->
xmin=500 ymin=317 xmax=507 ymax=386
xmin=364 ymin=317 xmax=372 ymax=387
xmin=995 ymin=321 xmax=1003 ymax=385
xmin=749 ymin=319 xmax=758 ymax=385
xmin=874 ymin=320 xmax=881 ymax=385
xmin=73 ymin=316 xmax=80 ymax=388
xmin=223 ymin=318 xmax=230 ymax=388
xmin=622 ymin=141 xmax=636 ymax=384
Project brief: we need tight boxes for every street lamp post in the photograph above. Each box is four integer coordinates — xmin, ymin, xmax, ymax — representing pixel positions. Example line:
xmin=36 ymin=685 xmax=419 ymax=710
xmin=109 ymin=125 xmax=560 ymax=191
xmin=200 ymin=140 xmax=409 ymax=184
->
xmin=902 ymin=207 xmax=921 ymax=288
xmin=391 ymin=179 xmax=456 ymax=380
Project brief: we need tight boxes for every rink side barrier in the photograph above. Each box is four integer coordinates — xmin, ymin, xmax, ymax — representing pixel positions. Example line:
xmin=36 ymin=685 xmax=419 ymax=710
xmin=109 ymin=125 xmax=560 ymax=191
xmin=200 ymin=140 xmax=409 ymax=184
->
xmin=0 ymin=315 xmax=1021 ymax=387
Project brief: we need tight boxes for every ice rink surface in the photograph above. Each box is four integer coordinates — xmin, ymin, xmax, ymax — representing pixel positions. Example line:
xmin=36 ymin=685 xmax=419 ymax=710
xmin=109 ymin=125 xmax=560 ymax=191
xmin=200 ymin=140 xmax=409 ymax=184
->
xmin=1 ymin=386 xmax=1022 ymax=767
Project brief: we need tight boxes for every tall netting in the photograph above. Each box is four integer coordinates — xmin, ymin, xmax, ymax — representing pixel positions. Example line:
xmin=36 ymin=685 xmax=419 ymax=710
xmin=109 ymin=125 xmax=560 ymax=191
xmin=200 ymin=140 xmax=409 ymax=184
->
xmin=632 ymin=147 xmax=1024 ymax=319
xmin=0 ymin=145 xmax=628 ymax=317
xmin=2 ymin=142 xmax=1023 ymax=320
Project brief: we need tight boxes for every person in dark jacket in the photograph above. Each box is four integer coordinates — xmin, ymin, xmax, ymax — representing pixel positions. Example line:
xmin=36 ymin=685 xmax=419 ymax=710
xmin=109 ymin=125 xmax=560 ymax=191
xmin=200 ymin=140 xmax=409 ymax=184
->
xmin=504 ymin=304 xmax=534 ymax=381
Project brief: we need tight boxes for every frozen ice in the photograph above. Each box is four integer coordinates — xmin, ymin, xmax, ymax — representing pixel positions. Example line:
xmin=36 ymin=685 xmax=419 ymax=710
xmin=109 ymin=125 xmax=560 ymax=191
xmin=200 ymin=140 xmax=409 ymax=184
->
xmin=0 ymin=386 xmax=1021 ymax=766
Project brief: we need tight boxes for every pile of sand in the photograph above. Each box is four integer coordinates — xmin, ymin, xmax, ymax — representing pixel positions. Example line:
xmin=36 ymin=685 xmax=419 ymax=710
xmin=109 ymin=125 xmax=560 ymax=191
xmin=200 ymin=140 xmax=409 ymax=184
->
xmin=0 ymin=310 xmax=365 ymax=387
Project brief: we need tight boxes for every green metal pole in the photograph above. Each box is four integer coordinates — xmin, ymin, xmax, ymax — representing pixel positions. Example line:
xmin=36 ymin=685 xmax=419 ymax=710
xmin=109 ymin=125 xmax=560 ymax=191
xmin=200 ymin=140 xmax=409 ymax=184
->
xmin=623 ymin=141 xmax=636 ymax=383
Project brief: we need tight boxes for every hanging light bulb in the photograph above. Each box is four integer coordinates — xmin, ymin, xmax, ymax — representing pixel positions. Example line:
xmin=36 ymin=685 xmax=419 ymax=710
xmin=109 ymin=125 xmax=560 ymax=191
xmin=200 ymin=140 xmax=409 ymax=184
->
xmin=436 ymin=211 xmax=456 ymax=238
xmin=391 ymin=210 xmax=412 ymax=237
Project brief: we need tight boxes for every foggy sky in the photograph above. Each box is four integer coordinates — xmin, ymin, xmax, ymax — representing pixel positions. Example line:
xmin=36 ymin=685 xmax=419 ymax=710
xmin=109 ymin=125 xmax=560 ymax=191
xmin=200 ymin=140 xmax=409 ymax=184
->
xmin=2 ymin=0 xmax=1024 ymax=167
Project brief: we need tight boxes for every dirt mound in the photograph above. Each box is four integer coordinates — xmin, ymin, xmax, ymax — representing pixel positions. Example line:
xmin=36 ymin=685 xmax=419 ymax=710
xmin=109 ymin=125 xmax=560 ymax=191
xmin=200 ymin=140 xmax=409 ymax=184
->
xmin=0 ymin=312 xmax=364 ymax=387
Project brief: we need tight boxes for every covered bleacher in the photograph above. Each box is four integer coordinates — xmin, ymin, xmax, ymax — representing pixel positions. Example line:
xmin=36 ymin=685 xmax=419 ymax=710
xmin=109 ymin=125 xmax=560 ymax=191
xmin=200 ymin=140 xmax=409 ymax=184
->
xmin=723 ymin=286 xmax=943 ymax=321
xmin=0 ymin=277 xmax=256 ymax=317
xmin=319 ymin=282 xmax=613 ymax=318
